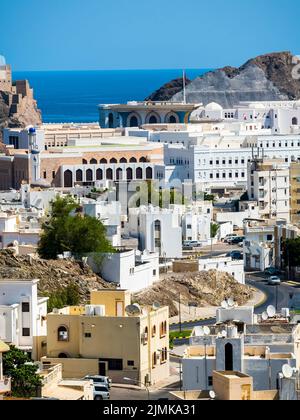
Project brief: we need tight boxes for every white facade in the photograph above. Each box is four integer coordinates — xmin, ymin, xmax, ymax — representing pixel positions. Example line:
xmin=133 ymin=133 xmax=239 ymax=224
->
xmin=247 ymin=159 xmax=290 ymax=222
xmin=0 ymin=212 xmax=41 ymax=250
xmin=83 ymin=201 xmax=122 ymax=247
xmin=128 ymin=206 xmax=183 ymax=259
xmin=216 ymin=205 xmax=260 ymax=229
xmin=87 ymin=249 xmax=159 ymax=292
xmin=0 ymin=279 xmax=48 ymax=360
xmin=198 ymin=257 xmax=245 ymax=285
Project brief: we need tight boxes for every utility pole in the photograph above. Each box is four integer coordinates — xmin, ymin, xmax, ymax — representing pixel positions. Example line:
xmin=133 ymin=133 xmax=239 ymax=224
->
xmin=183 ymin=70 xmax=187 ymax=104
xmin=179 ymin=293 xmax=182 ymax=333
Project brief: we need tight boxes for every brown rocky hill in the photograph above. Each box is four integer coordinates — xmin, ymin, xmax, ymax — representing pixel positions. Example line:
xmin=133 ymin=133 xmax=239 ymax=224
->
xmin=134 ymin=271 xmax=252 ymax=317
xmin=147 ymin=52 xmax=300 ymax=107
xmin=145 ymin=76 xmax=191 ymax=102
xmin=0 ymin=249 xmax=113 ymax=303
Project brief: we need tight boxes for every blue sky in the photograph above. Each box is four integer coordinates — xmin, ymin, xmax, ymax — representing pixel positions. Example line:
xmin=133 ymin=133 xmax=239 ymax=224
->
xmin=1 ymin=0 xmax=300 ymax=71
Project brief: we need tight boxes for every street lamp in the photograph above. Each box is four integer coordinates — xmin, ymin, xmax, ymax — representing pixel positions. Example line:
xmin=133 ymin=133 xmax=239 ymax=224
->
xmin=123 ymin=377 xmax=150 ymax=400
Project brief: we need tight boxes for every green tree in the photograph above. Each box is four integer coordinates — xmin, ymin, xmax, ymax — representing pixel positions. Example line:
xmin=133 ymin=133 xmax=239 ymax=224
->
xmin=282 ymin=238 xmax=300 ymax=278
xmin=44 ymin=284 xmax=81 ymax=313
xmin=210 ymin=223 xmax=219 ymax=239
xmin=3 ymin=346 xmax=42 ymax=398
xmin=38 ymin=196 xmax=114 ymax=259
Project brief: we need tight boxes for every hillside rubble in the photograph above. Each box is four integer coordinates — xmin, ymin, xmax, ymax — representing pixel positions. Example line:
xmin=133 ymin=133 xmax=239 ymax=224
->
xmin=0 ymin=249 xmax=113 ymax=303
xmin=134 ymin=270 xmax=252 ymax=317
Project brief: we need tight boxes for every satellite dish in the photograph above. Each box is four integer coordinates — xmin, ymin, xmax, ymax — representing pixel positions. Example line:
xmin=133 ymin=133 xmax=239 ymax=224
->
xmin=228 ymin=298 xmax=235 ymax=308
xmin=209 ymin=390 xmax=216 ymax=400
xmin=203 ymin=326 xmax=211 ymax=336
xmin=221 ymin=330 xmax=227 ymax=338
xmin=221 ymin=301 xmax=229 ymax=309
xmin=262 ymin=312 xmax=268 ymax=321
xmin=282 ymin=364 xmax=294 ymax=379
xmin=152 ymin=302 xmax=161 ymax=310
xmin=197 ymin=327 xmax=204 ymax=337
xmin=267 ymin=305 xmax=276 ymax=318
xmin=125 ymin=304 xmax=142 ymax=316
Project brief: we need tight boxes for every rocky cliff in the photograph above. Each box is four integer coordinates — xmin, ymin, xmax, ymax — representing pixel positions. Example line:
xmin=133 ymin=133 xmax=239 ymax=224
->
xmin=0 ymin=80 xmax=42 ymax=141
xmin=146 ymin=52 xmax=300 ymax=108
xmin=0 ymin=249 xmax=113 ymax=304
xmin=145 ymin=76 xmax=191 ymax=102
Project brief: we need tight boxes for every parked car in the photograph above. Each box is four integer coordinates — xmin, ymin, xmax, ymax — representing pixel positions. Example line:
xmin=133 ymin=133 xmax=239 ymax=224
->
xmin=224 ymin=234 xmax=237 ymax=243
xmin=226 ymin=251 xmax=243 ymax=260
xmin=264 ymin=267 xmax=281 ymax=276
xmin=268 ymin=276 xmax=281 ymax=286
xmin=121 ymin=234 xmax=131 ymax=240
xmin=183 ymin=240 xmax=201 ymax=249
xmin=85 ymin=375 xmax=112 ymax=389
xmin=93 ymin=385 xmax=110 ymax=400
xmin=229 ymin=236 xmax=245 ymax=245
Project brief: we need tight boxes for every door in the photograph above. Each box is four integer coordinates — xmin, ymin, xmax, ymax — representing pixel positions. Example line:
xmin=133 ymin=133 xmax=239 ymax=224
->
xmin=116 ymin=301 xmax=124 ymax=317
xmin=99 ymin=362 xmax=106 ymax=376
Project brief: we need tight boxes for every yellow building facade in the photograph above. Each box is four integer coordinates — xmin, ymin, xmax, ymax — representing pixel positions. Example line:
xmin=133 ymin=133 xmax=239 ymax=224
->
xmin=43 ymin=290 xmax=169 ymax=386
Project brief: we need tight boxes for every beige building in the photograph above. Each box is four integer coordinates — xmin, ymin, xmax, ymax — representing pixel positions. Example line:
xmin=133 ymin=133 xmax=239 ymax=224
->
xmin=290 ymin=162 xmax=300 ymax=224
xmin=43 ymin=290 xmax=169 ymax=386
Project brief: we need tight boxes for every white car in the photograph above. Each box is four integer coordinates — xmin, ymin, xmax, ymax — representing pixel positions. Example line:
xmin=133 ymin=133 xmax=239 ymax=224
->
xmin=268 ymin=276 xmax=281 ymax=286
xmin=93 ymin=385 xmax=110 ymax=400
xmin=85 ymin=375 xmax=111 ymax=389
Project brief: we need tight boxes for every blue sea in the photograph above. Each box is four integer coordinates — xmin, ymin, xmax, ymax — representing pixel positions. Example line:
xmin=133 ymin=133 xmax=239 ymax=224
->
xmin=13 ymin=69 xmax=209 ymax=123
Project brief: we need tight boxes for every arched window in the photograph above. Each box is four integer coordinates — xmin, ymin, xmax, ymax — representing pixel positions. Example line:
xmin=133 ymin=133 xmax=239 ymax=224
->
xmin=120 ymin=157 xmax=127 ymax=163
xmin=58 ymin=353 xmax=69 ymax=359
xmin=149 ymin=115 xmax=158 ymax=124
xmin=86 ymin=169 xmax=93 ymax=182
xmin=225 ymin=343 xmax=233 ymax=371
xmin=152 ymin=325 xmax=156 ymax=337
xmin=126 ymin=167 xmax=133 ymax=180
xmin=110 ymin=158 xmax=117 ymax=164
xmin=152 ymin=352 xmax=157 ymax=368
xmin=90 ymin=159 xmax=97 ymax=164
xmin=106 ymin=168 xmax=113 ymax=180
xmin=169 ymin=115 xmax=177 ymax=123
xmin=100 ymin=158 xmax=107 ymax=164
xmin=136 ymin=167 xmax=143 ymax=179
xmin=139 ymin=157 xmax=147 ymax=163
xmin=64 ymin=170 xmax=73 ymax=188
xmin=76 ymin=169 xmax=83 ymax=182
xmin=116 ymin=168 xmax=123 ymax=180
xmin=142 ymin=327 xmax=149 ymax=345
xmin=96 ymin=168 xmax=103 ymax=180
xmin=146 ymin=167 xmax=153 ymax=179
xmin=82 ymin=159 xmax=88 ymax=165
xmin=58 ymin=326 xmax=69 ymax=342
xmin=108 ymin=113 xmax=114 ymax=129
xmin=129 ymin=115 xmax=139 ymax=127
xmin=292 ymin=117 xmax=298 ymax=126
xmin=129 ymin=157 xmax=137 ymax=163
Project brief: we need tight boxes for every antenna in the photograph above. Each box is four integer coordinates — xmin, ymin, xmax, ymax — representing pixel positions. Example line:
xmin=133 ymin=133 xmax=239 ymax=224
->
xmin=267 ymin=305 xmax=276 ymax=318
xmin=282 ymin=364 xmax=293 ymax=379
xmin=183 ymin=70 xmax=187 ymax=104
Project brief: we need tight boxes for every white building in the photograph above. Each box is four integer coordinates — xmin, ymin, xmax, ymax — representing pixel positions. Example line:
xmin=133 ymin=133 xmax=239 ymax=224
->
xmin=198 ymin=257 xmax=245 ymax=285
xmin=0 ymin=212 xmax=41 ymax=250
xmin=247 ymin=159 xmax=290 ymax=222
xmin=86 ymin=249 xmax=159 ymax=292
xmin=83 ymin=201 xmax=122 ymax=247
xmin=182 ymin=306 xmax=299 ymax=392
xmin=128 ymin=206 xmax=183 ymax=259
xmin=0 ymin=279 xmax=48 ymax=360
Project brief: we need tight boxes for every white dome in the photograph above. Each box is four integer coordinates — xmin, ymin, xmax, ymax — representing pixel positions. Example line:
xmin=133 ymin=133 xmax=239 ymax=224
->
xmin=0 ymin=55 xmax=6 ymax=66
xmin=205 ymin=102 xmax=223 ymax=111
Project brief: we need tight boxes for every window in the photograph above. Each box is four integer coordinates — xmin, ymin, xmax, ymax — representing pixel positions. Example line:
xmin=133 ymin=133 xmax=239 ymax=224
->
xmin=43 ymin=171 xmax=47 ymax=179
xmin=58 ymin=326 xmax=69 ymax=342
xmin=267 ymin=235 xmax=273 ymax=241
xmin=152 ymin=325 xmax=157 ymax=337
xmin=143 ymin=327 xmax=149 ymax=345
xmin=152 ymin=352 xmax=157 ymax=368
xmin=84 ymin=333 xmax=92 ymax=338
xmin=160 ymin=321 xmax=167 ymax=338
xmin=128 ymin=360 xmax=135 ymax=367
xmin=187 ymin=224 xmax=192 ymax=229
xmin=100 ymin=359 xmax=123 ymax=371
xmin=52 ymin=171 xmax=56 ymax=179
xmin=22 ymin=328 xmax=30 ymax=337
xmin=208 ymin=376 xmax=213 ymax=387
xmin=22 ymin=302 xmax=30 ymax=313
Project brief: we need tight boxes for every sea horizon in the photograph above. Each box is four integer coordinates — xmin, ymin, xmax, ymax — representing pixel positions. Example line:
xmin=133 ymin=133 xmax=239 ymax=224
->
xmin=13 ymin=69 xmax=210 ymax=123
